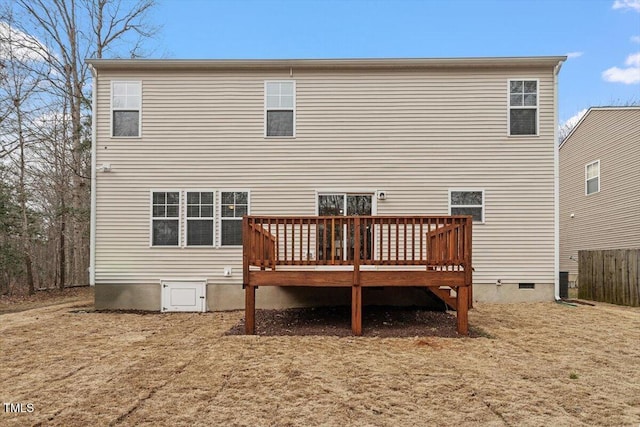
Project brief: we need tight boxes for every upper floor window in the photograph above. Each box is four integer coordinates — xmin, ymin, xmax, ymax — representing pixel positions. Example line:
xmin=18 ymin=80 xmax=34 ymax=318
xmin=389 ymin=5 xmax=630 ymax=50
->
xmin=221 ymin=191 xmax=249 ymax=246
xmin=265 ymin=81 xmax=295 ymax=137
xmin=112 ymin=81 xmax=141 ymax=137
xmin=586 ymin=160 xmax=600 ymax=195
xmin=449 ymin=190 xmax=484 ymax=223
xmin=152 ymin=191 xmax=180 ymax=246
xmin=508 ymin=79 xmax=537 ymax=136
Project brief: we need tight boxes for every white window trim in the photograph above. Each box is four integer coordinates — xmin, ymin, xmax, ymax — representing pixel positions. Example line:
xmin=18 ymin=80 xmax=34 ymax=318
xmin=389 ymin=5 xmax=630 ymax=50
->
xmin=264 ymin=80 xmax=296 ymax=138
xmin=507 ymin=78 xmax=539 ymax=137
xmin=149 ymin=189 xmax=182 ymax=248
xmin=448 ymin=189 xmax=485 ymax=224
xmin=218 ymin=189 xmax=251 ymax=248
xmin=111 ymin=80 xmax=142 ymax=138
xmin=585 ymin=159 xmax=600 ymax=195
xmin=184 ymin=189 xmax=216 ymax=248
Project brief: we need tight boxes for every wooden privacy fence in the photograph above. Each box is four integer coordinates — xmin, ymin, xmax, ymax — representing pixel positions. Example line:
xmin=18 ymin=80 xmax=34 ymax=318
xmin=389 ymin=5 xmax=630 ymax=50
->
xmin=578 ymin=249 xmax=640 ymax=307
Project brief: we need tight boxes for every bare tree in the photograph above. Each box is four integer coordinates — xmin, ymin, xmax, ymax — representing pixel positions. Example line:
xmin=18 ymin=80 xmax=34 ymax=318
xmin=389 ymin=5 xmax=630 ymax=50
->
xmin=0 ymin=8 xmax=51 ymax=294
xmin=13 ymin=0 xmax=157 ymax=286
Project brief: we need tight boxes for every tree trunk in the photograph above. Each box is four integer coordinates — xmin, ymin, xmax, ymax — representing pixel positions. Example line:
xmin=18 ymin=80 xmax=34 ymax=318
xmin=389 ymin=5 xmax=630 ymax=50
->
xmin=59 ymin=207 xmax=66 ymax=290
xmin=16 ymin=100 xmax=35 ymax=295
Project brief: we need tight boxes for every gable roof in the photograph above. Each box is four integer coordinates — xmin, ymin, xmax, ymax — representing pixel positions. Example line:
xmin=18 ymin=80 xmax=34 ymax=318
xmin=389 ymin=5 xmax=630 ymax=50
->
xmin=559 ymin=106 xmax=640 ymax=150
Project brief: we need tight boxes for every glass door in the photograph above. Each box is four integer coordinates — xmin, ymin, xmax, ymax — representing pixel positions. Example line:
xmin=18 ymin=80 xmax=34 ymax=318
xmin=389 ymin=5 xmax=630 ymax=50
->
xmin=318 ymin=194 xmax=372 ymax=261
xmin=346 ymin=195 xmax=372 ymax=261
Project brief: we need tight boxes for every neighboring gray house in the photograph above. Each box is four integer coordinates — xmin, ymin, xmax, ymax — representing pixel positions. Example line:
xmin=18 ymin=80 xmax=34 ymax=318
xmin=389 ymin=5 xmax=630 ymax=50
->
xmin=559 ymin=107 xmax=640 ymax=284
xmin=87 ymin=56 xmax=565 ymax=312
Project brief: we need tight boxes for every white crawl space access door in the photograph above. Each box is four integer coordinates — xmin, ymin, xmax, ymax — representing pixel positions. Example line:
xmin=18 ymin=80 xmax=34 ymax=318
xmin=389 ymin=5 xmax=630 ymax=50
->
xmin=161 ymin=280 xmax=207 ymax=312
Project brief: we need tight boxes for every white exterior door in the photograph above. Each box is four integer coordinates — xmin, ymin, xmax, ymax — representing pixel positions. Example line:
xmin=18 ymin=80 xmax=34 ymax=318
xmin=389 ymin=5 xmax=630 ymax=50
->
xmin=161 ymin=281 xmax=207 ymax=312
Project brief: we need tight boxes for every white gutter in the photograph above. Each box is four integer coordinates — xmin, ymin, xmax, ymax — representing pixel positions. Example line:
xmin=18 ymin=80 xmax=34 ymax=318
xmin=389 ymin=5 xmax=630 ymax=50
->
xmin=553 ymin=59 xmax=564 ymax=300
xmin=89 ymin=64 xmax=97 ymax=286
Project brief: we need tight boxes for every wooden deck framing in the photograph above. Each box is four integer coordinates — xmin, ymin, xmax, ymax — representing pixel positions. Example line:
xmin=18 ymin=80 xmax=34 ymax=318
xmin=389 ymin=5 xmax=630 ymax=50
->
xmin=243 ymin=215 xmax=473 ymax=335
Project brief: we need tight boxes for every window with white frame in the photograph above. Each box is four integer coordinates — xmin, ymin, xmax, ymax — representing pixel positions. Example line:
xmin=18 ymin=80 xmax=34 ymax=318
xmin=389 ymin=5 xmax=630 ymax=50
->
xmin=586 ymin=160 xmax=600 ymax=195
xmin=508 ymin=80 xmax=537 ymax=136
xmin=152 ymin=191 xmax=180 ymax=246
xmin=186 ymin=191 xmax=214 ymax=246
xmin=221 ymin=192 xmax=249 ymax=246
xmin=450 ymin=190 xmax=484 ymax=223
xmin=112 ymin=81 xmax=141 ymax=137
xmin=265 ymin=81 xmax=295 ymax=137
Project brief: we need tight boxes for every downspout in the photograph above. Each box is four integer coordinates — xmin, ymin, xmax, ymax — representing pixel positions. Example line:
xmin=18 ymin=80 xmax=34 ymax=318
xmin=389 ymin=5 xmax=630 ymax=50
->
xmin=553 ymin=59 xmax=564 ymax=300
xmin=89 ymin=64 xmax=97 ymax=286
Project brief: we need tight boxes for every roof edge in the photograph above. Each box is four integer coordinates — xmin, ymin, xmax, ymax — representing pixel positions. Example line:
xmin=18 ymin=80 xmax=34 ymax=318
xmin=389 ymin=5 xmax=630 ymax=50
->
xmin=86 ymin=56 xmax=567 ymax=70
xmin=559 ymin=106 xmax=640 ymax=149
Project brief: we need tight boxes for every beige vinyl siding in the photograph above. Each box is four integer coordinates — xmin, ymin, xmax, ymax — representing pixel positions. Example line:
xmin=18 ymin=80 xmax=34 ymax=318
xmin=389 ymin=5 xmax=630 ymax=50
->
xmin=559 ymin=108 xmax=640 ymax=278
xmin=94 ymin=64 xmax=557 ymax=300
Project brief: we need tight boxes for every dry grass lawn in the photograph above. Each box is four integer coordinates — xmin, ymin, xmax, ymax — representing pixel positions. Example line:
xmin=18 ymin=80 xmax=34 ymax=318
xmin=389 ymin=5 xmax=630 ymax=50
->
xmin=1 ymin=288 xmax=639 ymax=426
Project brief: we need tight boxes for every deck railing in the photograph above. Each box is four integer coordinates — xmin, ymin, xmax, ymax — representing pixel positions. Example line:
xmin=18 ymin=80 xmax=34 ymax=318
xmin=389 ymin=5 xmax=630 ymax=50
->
xmin=244 ymin=215 xmax=472 ymax=271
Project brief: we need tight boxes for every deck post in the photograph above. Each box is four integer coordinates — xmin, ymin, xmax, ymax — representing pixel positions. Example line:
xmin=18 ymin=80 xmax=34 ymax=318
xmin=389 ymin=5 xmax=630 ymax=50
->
xmin=352 ymin=285 xmax=362 ymax=336
xmin=242 ymin=217 xmax=255 ymax=334
xmin=352 ymin=217 xmax=362 ymax=336
xmin=245 ymin=285 xmax=256 ymax=334
xmin=456 ymin=285 xmax=469 ymax=335
xmin=465 ymin=217 xmax=473 ymax=309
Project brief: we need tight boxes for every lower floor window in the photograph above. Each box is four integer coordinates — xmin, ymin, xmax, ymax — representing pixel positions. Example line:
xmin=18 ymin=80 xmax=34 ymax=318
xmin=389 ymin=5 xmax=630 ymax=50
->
xmin=449 ymin=190 xmax=484 ymax=223
xmin=151 ymin=190 xmax=249 ymax=247
xmin=221 ymin=191 xmax=249 ymax=246
xmin=152 ymin=191 xmax=180 ymax=246
xmin=187 ymin=191 xmax=214 ymax=246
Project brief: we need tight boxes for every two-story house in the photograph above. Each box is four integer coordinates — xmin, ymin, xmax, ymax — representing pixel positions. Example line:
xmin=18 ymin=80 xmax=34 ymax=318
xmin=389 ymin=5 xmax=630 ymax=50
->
xmin=87 ymin=56 xmax=565 ymax=312
xmin=559 ymin=106 xmax=640 ymax=286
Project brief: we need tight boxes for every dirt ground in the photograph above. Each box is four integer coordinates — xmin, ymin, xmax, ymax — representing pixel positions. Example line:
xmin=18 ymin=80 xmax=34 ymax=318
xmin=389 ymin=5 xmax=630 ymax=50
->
xmin=1 ymin=289 xmax=639 ymax=426
xmin=0 ymin=286 xmax=92 ymax=315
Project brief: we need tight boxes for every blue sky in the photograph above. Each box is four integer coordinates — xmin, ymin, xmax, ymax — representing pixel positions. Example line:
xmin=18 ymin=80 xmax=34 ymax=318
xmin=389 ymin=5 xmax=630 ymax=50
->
xmin=154 ymin=0 xmax=640 ymax=127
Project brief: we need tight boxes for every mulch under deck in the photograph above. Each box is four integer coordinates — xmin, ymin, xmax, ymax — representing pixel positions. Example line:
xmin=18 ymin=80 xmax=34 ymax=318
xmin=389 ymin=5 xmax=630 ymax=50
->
xmin=227 ymin=305 xmax=486 ymax=338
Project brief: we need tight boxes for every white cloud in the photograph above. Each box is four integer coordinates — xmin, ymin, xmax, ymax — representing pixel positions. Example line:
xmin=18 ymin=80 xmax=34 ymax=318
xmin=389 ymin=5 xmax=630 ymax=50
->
xmin=560 ymin=108 xmax=588 ymax=134
xmin=0 ymin=22 xmax=50 ymax=62
xmin=566 ymin=51 xmax=584 ymax=59
xmin=632 ymin=35 xmax=640 ymax=43
xmin=613 ymin=0 xmax=640 ymax=12
xmin=602 ymin=52 xmax=640 ymax=84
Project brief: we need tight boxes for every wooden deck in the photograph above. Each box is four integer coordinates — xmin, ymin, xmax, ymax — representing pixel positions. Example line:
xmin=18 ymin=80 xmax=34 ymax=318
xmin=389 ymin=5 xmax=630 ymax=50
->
xmin=242 ymin=215 xmax=473 ymax=335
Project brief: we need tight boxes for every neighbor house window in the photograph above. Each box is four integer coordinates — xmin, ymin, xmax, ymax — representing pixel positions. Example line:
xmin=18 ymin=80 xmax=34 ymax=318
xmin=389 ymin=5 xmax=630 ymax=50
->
xmin=586 ymin=160 xmax=600 ymax=195
xmin=186 ymin=191 xmax=214 ymax=246
xmin=221 ymin=192 xmax=249 ymax=246
xmin=265 ymin=81 xmax=295 ymax=137
xmin=449 ymin=190 xmax=484 ymax=223
xmin=508 ymin=79 xmax=537 ymax=136
xmin=152 ymin=191 xmax=180 ymax=246
xmin=112 ymin=81 xmax=141 ymax=137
